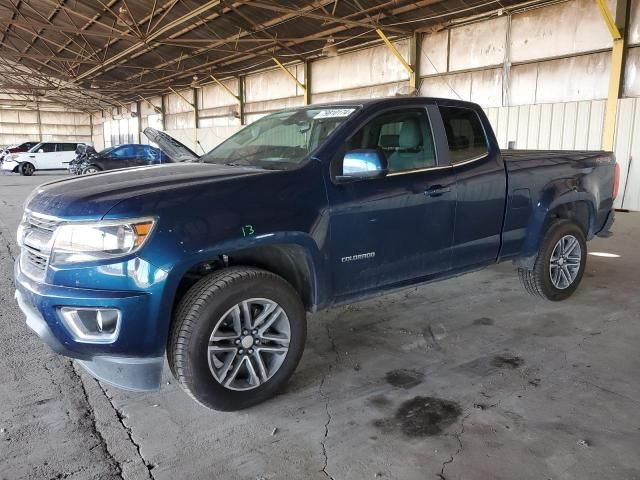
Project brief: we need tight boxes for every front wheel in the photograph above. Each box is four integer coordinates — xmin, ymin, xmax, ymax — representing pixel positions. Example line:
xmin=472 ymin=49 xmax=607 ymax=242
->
xmin=518 ymin=220 xmax=587 ymax=301
xmin=20 ymin=162 xmax=35 ymax=176
xmin=168 ymin=267 xmax=306 ymax=411
xmin=83 ymin=165 xmax=101 ymax=174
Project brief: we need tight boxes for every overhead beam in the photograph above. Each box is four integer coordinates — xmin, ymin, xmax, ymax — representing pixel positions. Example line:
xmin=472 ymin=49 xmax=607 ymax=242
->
xmin=75 ymin=0 xmax=222 ymax=81
xmin=0 ymin=18 xmax=138 ymax=40
xmin=243 ymin=1 xmax=410 ymax=34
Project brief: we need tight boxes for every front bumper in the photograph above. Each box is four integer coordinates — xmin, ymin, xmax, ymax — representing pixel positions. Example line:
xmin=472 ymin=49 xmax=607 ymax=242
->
xmin=1 ymin=160 xmax=17 ymax=171
xmin=14 ymin=257 xmax=168 ymax=391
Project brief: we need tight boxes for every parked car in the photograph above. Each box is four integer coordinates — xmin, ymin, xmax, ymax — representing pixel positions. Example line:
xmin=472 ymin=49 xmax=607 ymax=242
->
xmin=78 ymin=144 xmax=170 ymax=174
xmin=0 ymin=141 xmax=39 ymax=162
xmin=1 ymin=141 xmax=89 ymax=175
xmin=14 ymin=97 xmax=617 ymax=411
xmin=67 ymin=144 xmax=97 ymax=175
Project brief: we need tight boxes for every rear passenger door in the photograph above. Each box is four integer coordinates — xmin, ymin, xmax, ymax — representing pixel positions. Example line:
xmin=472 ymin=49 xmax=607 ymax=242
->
xmin=439 ymin=104 xmax=507 ymax=270
xmin=57 ymin=143 xmax=77 ymax=168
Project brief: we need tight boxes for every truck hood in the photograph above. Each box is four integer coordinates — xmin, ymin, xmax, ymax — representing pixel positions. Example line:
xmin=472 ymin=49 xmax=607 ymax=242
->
xmin=26 ymin=162 xmax=268 ymax=218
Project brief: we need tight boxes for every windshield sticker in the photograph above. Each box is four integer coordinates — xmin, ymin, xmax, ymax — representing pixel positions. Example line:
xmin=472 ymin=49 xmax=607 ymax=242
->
xmin=313 ymin=108 xmax=355 ymax=119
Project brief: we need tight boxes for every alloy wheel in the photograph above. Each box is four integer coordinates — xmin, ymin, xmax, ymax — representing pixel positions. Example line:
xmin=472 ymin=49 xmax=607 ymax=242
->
xmin=549 ymin=234 xmax=582 ymax=289
xmin=207 ymin=298 xmax=291 ymax=391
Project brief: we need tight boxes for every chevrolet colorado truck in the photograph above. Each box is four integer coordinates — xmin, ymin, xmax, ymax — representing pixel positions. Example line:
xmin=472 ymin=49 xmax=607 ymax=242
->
xmin=14 ymin=97 xmax=618 ymax=411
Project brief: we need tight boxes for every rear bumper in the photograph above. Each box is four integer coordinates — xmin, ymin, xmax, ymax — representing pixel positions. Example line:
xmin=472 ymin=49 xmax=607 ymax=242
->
xmin=596 ymin=209 xmax=615 ymax=238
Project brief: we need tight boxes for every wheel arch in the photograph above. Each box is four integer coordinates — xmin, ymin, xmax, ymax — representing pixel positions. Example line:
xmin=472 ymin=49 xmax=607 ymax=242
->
xmin=170 ymin=240 xmax=325 ymax=317
xmin=517 ymin=193 xmax=595 ymax=268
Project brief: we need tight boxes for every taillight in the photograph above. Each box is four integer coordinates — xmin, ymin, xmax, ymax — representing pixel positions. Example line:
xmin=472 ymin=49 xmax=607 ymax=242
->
xmin=613 ymin=162 xmax=620 ymax=200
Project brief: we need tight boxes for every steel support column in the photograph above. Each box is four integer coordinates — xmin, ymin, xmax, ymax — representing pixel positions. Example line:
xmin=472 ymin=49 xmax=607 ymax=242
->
xmin=409 ymin=32 xmax=420 ymax=93
xmin=597 ymin=0 xmax=629 ymax=151
xmin=161 ymin=94 xmax=166 ymax=131
xmin=304 ymin=61 xmax=311 ymax=105
xmin=238 ymin=76 xmax=246 ymax=126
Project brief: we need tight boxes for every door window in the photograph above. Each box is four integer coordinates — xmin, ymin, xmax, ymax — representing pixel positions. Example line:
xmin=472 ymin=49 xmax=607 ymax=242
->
xmin=439 ymin=107 xmax=488 ymax=164
xmin=110 ymin=146 xmax=133 ymax=159
xmin=57 ymin=143 xmax=77 ymax=152
xmin=346 ymin=109 xmax=436 ymax=173
xmin=38 ymin=143 xmax=56 ymax=153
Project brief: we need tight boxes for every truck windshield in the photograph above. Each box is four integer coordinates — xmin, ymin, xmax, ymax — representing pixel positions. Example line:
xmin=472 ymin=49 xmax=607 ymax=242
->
xmin=200 ymin=107 xmax=358 ymax=170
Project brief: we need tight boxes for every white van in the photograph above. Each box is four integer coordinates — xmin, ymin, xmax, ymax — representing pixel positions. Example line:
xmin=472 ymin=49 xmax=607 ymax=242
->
xmin=1 ymin=141 xmax=88 ymax=176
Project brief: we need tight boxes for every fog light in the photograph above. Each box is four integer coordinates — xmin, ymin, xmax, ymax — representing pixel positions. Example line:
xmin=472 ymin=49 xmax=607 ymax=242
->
xmin=59 ymin=307 xmax=121 ymax=343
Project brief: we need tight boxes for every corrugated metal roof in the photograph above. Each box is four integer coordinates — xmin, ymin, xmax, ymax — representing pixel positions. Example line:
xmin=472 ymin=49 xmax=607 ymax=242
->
xmin=0 ymin=0 xmax=536 ymax=111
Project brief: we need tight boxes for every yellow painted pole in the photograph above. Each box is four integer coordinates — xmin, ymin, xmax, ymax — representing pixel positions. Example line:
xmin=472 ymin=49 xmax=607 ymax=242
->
xmin=272 ymin=57 xmax=306 ymax=91
xmin=603 ymin=39 xmax=625 ymax=151
xmin=168 ymin=87 xmax=195 ymax=108
xmin=210 ymin=75 xmax=241 ymax=103
xmin=596 ymin=0 xmax=624 ymax=151
xmin=376 ymin=28 xmax=414 ymax=76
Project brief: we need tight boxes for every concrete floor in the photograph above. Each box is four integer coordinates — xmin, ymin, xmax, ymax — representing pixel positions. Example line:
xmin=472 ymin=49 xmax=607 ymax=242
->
xmin=1 ymin=171 xmax=639 ymax=480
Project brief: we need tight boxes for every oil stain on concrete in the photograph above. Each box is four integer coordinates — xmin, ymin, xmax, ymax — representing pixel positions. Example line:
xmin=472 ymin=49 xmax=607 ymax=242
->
xmin=385 ymin=369 xmax=425 ymax=389
xmin=373 ymin=396 xmax=462 ymax=438
xmin=491 ymin=354 xmax=524 ymax=369
xmin=473 ymin=317 xmax=495 ymax=326
xmin=456 ymin=353 xmax=525 ymax=377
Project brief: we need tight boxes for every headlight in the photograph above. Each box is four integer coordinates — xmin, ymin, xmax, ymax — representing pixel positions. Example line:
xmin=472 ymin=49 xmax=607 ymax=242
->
xmin=50 ymin=217 xmax=156 ymax=265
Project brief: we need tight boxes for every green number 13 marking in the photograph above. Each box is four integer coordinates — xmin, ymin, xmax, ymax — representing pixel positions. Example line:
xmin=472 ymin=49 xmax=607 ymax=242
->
xmin=242 ymin=224 xmax=255 ymax=237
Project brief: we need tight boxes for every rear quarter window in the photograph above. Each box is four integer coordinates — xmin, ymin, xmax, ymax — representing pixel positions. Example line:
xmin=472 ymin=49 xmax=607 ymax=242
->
xmin=439 ymin=106 xmax=488 ymax=164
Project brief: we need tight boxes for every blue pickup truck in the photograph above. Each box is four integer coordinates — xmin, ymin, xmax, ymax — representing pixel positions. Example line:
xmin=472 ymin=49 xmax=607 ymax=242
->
xmin=14 ymin=97 xmax=618 ymax=411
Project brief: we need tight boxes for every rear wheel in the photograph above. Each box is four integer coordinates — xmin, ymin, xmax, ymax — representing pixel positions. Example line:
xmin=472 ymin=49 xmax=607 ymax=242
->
xmin=518 ymin=220 xmax=587 ymax=301
xmin=168 ymin=267 xmax=306 ymax=411
xmin=20 ymin=162 xmax=35 ymax=176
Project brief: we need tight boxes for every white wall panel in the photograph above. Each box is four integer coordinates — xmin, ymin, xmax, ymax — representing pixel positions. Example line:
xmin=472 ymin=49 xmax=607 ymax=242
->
xmin=311 ymin=41 xmax=409 ymax=94
xmin=510 ymin=0 xmax=614 ymax=63
xmin=419 ymin=30 xmax=448 ymax=76
xmin=165 ymin=111 xmax=195 ymax=130
xmin=629 ymin=0 xmax=640 ymax=44
xmin=199 ymin=78 xmax=240 ymax=109
xmin=420 ymin=72 xmax=471 ymax=101
xmin=246 ymin=66 xmax=303 ymax=102
xmin=623 ymin=47 xmax=640 ymax=97
xmin=312 ymin=81 xmax=406 ymax=104
xmin=614 ymin=98 xmax=636 ymax=208
xmin=534 ymin=53 xmax=610 ymax=103
xmin=470 ymin=68 xmax=503 ymax=107
xmin=165 ymin=89 xmax=194 ymax=114
xmin=449 ymin=16 xmax=507 ymax=71
xmin=622 ymin=98 xmax=640 ymax=210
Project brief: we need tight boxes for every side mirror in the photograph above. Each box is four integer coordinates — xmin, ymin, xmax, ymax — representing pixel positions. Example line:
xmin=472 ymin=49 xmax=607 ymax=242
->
xmin=336 ymin=149 xmax=388 ymax=182
xmin=37 ymin=149 xmax=44 ymax=153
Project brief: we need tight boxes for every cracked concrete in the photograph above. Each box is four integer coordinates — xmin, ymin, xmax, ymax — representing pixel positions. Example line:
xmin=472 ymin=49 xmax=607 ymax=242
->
xmin=2 ymin=172 xmax=640 ymax=480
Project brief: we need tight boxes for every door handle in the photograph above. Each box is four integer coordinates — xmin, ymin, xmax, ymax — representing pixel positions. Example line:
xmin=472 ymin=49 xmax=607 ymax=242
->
xmin=425 ymin=185 xmax=451 ymax=197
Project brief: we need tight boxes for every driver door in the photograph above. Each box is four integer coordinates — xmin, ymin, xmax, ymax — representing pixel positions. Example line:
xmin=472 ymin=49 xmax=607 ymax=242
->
xmin=327 ymin=105 xmax=457 ymax=298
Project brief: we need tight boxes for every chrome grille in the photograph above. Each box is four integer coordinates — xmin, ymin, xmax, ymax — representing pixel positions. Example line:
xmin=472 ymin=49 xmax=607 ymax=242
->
xmin=19 ymin=212 xmax=61 ymax=281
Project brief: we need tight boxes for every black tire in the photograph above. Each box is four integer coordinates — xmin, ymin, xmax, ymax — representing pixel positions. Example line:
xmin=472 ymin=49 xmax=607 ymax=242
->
xmin=518 ymin=220 xmax=587 ymax=301
xmin=168 ymin=267 xmax=306 ymax=411
xmin=20 ymin=162 xmax=35 ymax=176
xmin=83 ymin=165 xmax=101 ymax=175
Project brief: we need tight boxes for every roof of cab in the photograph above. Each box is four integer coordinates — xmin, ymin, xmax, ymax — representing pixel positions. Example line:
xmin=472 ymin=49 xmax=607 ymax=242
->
xmin=284 ymin=96 xmax=481 ymax=112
